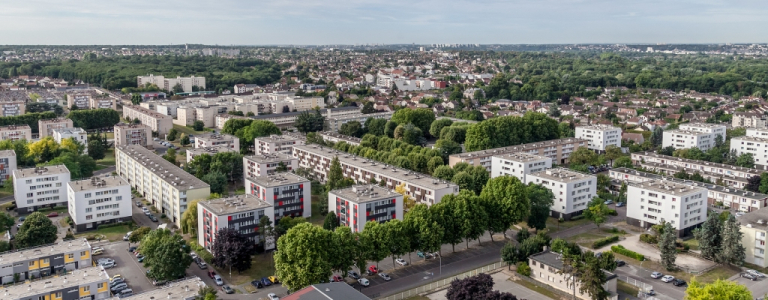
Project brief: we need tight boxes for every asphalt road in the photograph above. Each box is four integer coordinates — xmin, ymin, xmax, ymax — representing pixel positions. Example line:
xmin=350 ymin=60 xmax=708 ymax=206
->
xmin=613 ymin=260 xmax=686 ymax=300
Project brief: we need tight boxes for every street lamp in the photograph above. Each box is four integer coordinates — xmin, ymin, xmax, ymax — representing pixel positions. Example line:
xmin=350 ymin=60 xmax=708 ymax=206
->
xmin=435 ymin=252 xmax=441 ymax=276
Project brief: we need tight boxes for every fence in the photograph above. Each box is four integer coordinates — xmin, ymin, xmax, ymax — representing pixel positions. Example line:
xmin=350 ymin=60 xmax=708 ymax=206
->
xmin=375 ymin=261 xmax=508 ymax=300
xmin=618 ymin=275 xmax=653 ymax=293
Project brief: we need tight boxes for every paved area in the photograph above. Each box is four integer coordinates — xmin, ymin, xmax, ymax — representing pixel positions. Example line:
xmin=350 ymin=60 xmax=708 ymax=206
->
xmin=426 ymin=272 xmax=552 ymax=300
xmin=612 ymin=263 xmax=686 ymax=300
xmin=728 ymin=271 xmax=768 ymax=298
xmin=96 ymin=241 xmax=156 ymax=295
xmin=608 ymin=234 xmax=715 ymax=273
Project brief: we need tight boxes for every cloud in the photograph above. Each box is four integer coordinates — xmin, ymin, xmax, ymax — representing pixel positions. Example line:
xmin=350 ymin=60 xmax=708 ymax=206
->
xmin=1 ymin=0 xmax=767 ymax=44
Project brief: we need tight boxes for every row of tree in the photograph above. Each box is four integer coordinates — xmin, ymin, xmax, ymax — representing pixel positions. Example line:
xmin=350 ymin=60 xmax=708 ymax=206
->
xmin=67 ymin=109 xmax=121 ymax=130
xmin=0 ymin=136 xmax=102 ymax=179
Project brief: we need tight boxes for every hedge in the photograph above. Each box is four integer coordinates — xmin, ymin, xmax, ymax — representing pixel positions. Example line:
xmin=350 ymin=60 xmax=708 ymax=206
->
xmin=188 ymin=240 xmax=214 ymax=264
xmin=611 ymin=245 xmax=645 ymax=261
xmin=640 ymin=233 xmax=658 ymax=244
xmin=591 ymin=235 xmax=620 ymax=249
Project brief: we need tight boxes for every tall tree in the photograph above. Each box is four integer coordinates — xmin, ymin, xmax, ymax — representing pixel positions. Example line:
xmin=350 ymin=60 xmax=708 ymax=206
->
xmin=526 ymin=183 xmax=554 ymax=230
xmin=695 ymin=213 xmax=722 ymax=260
xmin=322 ymin=213 xmax=338 ymax=231
xmin=480 ymin=176 xmax=530 ymax=239
xmin=274 ymin=223 xmax=332 ymax=291
xmin=658 ymin=221 xmax=677 ymax=271
xmin=604 ymin=145 xmax=623 ymax=166
xmin=0 ymin=212 xmax=14 ymax=233
xmin=650 ymin=127 xmax=663 ymax=147
xmin=579 ymin=251 xmax=610 ymax=300
xmin=446 ymin=273 xmax=519 ymax=300
xmin=181 ymin=199 xmax=202 ymax=235
xmin=404 ymin=204 xmax=444 ymax=253
xmin=141 ymin=229 xmax=193 ymax=281
xmin=717 ymin=214 xmax=746 ymax=266
xmin=435 ymin=196 xmax=463 ymax=252
xmin=329 ymin=226 xmax=356 ymax=276
xmin=736 ymin=153 xmax=755 ymax=168
xmin=583 ymin=198 xmax=610 ymax=228
xmin=295 ymin=109 xmax=325 ymax=133
xmin=569 ymin=147 xmax=598 ymax=165
xmin=128 ymin=226 xmax=152 ymax=243
xmin=362 ymin=221 xmax=390 ymax=270
xmin=15 ymin=212 xmax=58 ymax=248
xmin=211 ymin=228 xmax=255 ymax=274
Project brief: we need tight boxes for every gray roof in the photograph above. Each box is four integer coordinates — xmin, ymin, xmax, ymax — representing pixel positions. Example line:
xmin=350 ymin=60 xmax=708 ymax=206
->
xmin=529 ymin=168 xmax=595 ymax=183
xmin=246 ymin=172 xmax=309 ymax=187
xmin=452 ymin=138 xmax=586 ymax=159
xmin=244 ymin=153 xmax=296 ymax=164
xmin=68 ymin=174 xmax=129 ymax=192
xmin=529 ymin=250 xmax=618 ymax=281
xmin=628 ymin=179 xmax=706 ymax=196
xmin=284 ymin=282 xmax=371 ymax=300
xmin=14 ymin=165 xmax=69 ymax=178
xmin=198 ymin=194 xmax=272 ymax=216
xmin=0 ymin=149 xmax=15 ymax=157
xmin=117 ymin=145 xmax=210 ymax=190
xmin=187 ymin=145 xmax=238 ymax=157
xmin=330 ymin=185 xmax=400 ymax=204
xmin=195 ymin=133 xmax=237 ymax=143
xmin=494 ymin=152 xmax=550 ymax=163
xmin=611 ymin=167 xmax=767 ymax=200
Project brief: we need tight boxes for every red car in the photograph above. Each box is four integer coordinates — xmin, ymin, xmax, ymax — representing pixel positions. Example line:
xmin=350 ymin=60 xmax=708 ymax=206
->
xmin=208 ymin=271 xmax=216 ymax=279
xmin=47 ymin=212 xmax=58 ymax=217
xmin=367 ymin=265 xmax=378 ymax=274
xmin=330 ymin=275 xmax=342 ymax=282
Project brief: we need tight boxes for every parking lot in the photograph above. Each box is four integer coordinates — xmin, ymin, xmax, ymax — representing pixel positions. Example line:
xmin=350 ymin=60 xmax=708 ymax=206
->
xmin=95 ymin=241 xmax=156 ymax=295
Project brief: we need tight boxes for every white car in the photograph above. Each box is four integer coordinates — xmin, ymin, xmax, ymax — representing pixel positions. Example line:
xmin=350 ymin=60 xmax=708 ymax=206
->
xmin=395 ymin=258 xmax=408 ymax=266
xmin=650 ymin=272 xmax=663 ymax=279
xmin=378 ymin=272 xmax=391 ymax=281
xmin=661 ymin=275 xmax=675 ymax=283
xmin=142 ymin=207 xmax=150 ymax=215
xmin=267 ymin=293 xmax=280 ymax=300
xmin=358 ymin=278 xmax=370 ymax=286
xmin=214 ymin=275 xmax=223 ymax=286
xmin=747 ymin=269 xmax=766 ymax=278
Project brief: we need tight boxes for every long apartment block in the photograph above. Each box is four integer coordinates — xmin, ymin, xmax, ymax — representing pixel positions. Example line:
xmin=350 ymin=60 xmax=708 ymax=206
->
xmin=67 ymin=175 xmax=133 ymax=232
xmin=122 ymin=105 xmax=173 ymax=135
xmin=13 ymin=165 xmax=71 ymax=213
xmin=326 ymin=111 xmax=393 ymax=133
xmin=105 ymin=277 xmax=205 ymax=300
xmin=0 ymin=125 xmax=32 ymax=141
xmin=627 ymin=179 xmax=707 ymax=237
xmin=244 ymin=153 xmax=298 ymax=178
xmin=294 ymin=144 xmax=458 ymax=205
xmin=115 ymin=145 xmax=210 ymax=227
xmin=198 ymin=195 xmax=275 ymax=252
xmin=631 ymin=151 xmax=761 ymax=189
xmin=245 ymin=173 xmax=310 ymax=221
xmin=610 ymin=167 xmax=768 ymax=212
xmin=4 ymin=266 xmax=110 ymax=300
xmin=448 ymin=138 xmax=587 ymax=172
xmin=319 ymin=131 xmax=362 ymax=147
xmin=39 ymin=118 xmax=73 ymax=138
xmin=0 ymin=239 xmax=93 ymax=284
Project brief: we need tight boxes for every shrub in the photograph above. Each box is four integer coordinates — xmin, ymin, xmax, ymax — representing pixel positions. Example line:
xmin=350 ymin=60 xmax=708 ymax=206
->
xmin=161 ymin=214 xmax=167 ymax=219
xmin=592 ymin=235 xmax=620 ymax=249
xmin=188 ymin=240 xmax=214 ymax=264
xmin=611 ymin=245 xmax=645 ymax=261
xmin=570 ymin=214 xmax=585 ymax=221
xmin=608 ymin=209 xmax=618 ymax=216
xmin=516 ymin=262 xmax=531 ymax=277
xmin=639 ymin=233 xmax=658 ymax=244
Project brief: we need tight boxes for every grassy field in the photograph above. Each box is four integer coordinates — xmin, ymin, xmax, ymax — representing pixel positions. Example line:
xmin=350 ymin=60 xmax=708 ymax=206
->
xmin=75 ymin=224 xmax=133 ymax=241
xmin=173 ymin=124 xmax=211 ymax=136
xmin=683 ymin=239 xmax=700 ymax=251
xmin=563 ymin=227 xmax=627 ymax=249
xmin=213 ymin=253 xmax=276 ymax=285
xmin=510 ymin=278 xmax=557 ymax=299
xmin=95 ymin=148 xmax=116 ymax=170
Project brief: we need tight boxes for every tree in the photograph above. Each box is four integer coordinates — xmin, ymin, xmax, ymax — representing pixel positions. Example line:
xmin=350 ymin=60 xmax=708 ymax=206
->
xmin=257 ymin=216 xmax=274 ymax=250
xmin=172 ymin=83 xmax=184 ymax=93
xmin=583 ymin=198 xmax=610 ymax=228
xmin=275 ymin=161 xmax=288 ymax=173
xmin=736 ymin=153 xmax=755 ymax=168
xmin=579 ymin=252 xmax=610 ymax=300
xmin=746 ymin=175 xmax=762 ymax=192
xmin=613 ymin=156 xmax=633 ymax=168
xmin=128 ymin=226 xmax=152 ymax=243
xmin=163 ymin=148 xmax=177 ymax=165
xmin=433 ymin=165 xmax=455 ymax=181
xmin=15 ymin=212 xmax=58 ymax=248
xmin=329 ymin=226 xmax=356 ymax=276
xmin=295 ymin=109 xmax=325 ymax=133
xmin=198 ymin=286 xmax=218 ymax=300
xmin=202 ymin=171 xmax=227 ymax=194
xmin=480 ymin=176 xmax=530 ymax=238
xmin=211 ymin=228 xmax=255 ymax=274
xmin=685 ymin=279 xmax=752 ymax=300
xmin=548 ymin=103 xmax=561 ymax=118
xmin=339 ymin=121 xmax=364 ymax=137
xmin=131 ymin=94 xmax=142 ymax=105
xmin=650 ymin=127 xmax=663 ymax=147
xmin=395 ymin=182 xmax=417 ymax=210
xmin=717 ymin=214 xmax=746 ymax=266
xmin=274 ymin=223 xmax=332 ymax=291
xmin=0 ymin=212 xmax=12 ymax=234
xmin=70 ymin=104 xmax=79 ymax=111
xmin=435 ymin=139 xmax=462 ymax=158
xmin=391 ymin=108 xmax=435 ymax=137
xmin=501 ymin=242 xmax=519 ymax=268
xmin=180 ymin=134 xmax=190 ymax=146
xmin=323 ymin=213 xmax=338 ymax=231
xmin=395 ymin=123 xmax=425 ymax=146
xmin=446 ymin=273 xmax=519 ymax=300
xmin=28 ymin=137 xmax=60 ymax=163
xmin=361 ymin=101 xmax=376 ymax=114
xmin=167 ymin=128 xmax=178 ymax=141
xmin=140 ymin=229 xmax=193 ymax=281
xmin=604 ymin=145 xmax=623 ymax=166
xmin=181 ymin=199 xmax=202 ymax=235
xmin=430 ymin=119 xmax=453 ymax=137
xmin=192 ymin=120 xmax=205 ymax=131
xmin=364 ymin=118 xmax=387 ymax=136
xmin=659 ymin=221 xmax=677 ymax=271
xmin=526 ymin=183 xmax=554 ymax=230
xmin=569 ymin=147 xmax=598 ymax=166
xmin=87 ymin=137 xmax=106 ymax=160
xmin=404 ymin=204 xmax=444 ymax=254
xmin=67 ymin=109 xmax=120 ymax=130
xmin=695 ymin=213 xmax=722 ymax=260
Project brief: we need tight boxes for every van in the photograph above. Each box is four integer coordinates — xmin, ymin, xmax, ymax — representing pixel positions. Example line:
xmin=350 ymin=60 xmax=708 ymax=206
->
xmin=123 ymin=231 xmax=132 ymax=241
xmin=118 ymin=289 xmax=133 ymax=298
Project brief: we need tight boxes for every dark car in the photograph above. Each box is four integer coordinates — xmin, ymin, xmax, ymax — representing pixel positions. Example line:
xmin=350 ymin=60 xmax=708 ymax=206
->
xmin=742 ymin=273 xmax=758 ymax=281
xmin=128 ymin=246 xmax=137 ymax=252
xmin=149 ymin=215 xmax=158 ymax=222
xmin=251 ymin=280 xmax=264 ymax=289
xmin=221 ymin=285 xmax=234 ymax=294
xmin=672 ymin=279 xmax=687 ymax=286
xmin=261 ymin=277 xmax=272 ymax=286
xmin=348 ymin=270 xmax=360 ymax=279
xmin=47 ymin=212 xmax=58 ymax=217
xmin=615 ymin=260 xmax=626 ymax=267
xmin=207 ymin=271 xmax=216 ymax=279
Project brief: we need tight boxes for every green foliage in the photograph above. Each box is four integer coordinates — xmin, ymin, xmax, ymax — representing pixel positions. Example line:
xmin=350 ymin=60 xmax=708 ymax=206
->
xmin=391 ymin=108 xmax=435 ymax=137
xmin=430 ymin=119 xmax=453 ymax=137
xmin=185 ymin=152 xmax=243 ymax=181
xmin=0 ymin=112 xmax=56 ymax=133
xmin=202 ymin=171 xmax=227 ymax=194
xmin=167 ymin=128 xmax=178 ymax=141
xmin=516 ymin=262 xmax=531 ymax=276
xmin=43 ymin=152 xmax=96 ymax=180
xmin=339 ymin=121 xmax=364 ymax=138
xmin=295 ymin=109 xmax=325 ymax=133
xmin=140 ymin=229 xmax=193 ymax=281
xmin=274 ymin=223 xmax=333 ymax=291
xmin=68 ymin=109 xmax=120 ymax=130
xmin=659 ymin=221 xmax=677 ymax=270
xmin=193 ymin=120 xmax=205 ymax=131
xmin=0 ymin=212 xmax=15 ymax=233
xmin=610 ymin=245 xmax=644 ymax=261
xmin=129 ymin=226 xmax=151 ymax=243
xmin=685 ymin=279 xmax=753 ymax=300
xmin=464 ymin=112 xmax=559 ymax=152
xmin=717 ymin=214 xmax=746 ymax=266
xmin=322 ymin=213 xmax=338 ymax=231
xmin=591 ymin=235 xmax=619 ymax=249
xmin=15 ymin=212 xmax=58 ymax=248
xmin=583 ymin=197 xmax=610 ymax=228
xmin=639 ymin=233 xmax=658 ymax=244
xmin=480 ymin=176 xmax=530 ymax=236
xmin=526 ymin=183 xmax=554 ymax=230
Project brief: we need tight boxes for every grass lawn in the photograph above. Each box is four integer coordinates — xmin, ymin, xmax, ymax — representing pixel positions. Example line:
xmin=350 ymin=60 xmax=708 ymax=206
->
xmin=213 ymin=254 xmax=276 ymax=285
xmin=36 ymin=206 xmax=69 ymax=213
xmin=543 ymin=217 xmax=591 ymax=233
xmin=310 ymin=195 xmax=324 ymax=226
xmin=617 ymin=281 xmax=639 ymax=295
xmin=95 ymin=149 xmax=116 ymax=170
xmin=510 ymin=278 xmax=557 ymax=299
xmin=683 ymin=239 xmax=700 ymax=251
xmin=173 ymin=124 xmax=211 ymax=136
xmin=0 ymin=201 xmax=14 ymax=210
xmin=59 ymin=217 xmax=70 ymax=228
xmin=75 ymin=224 xmax=132 ymax=241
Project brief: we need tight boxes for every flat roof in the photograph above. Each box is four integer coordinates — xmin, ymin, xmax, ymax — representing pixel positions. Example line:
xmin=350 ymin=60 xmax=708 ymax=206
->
xmin=246 ymin=172 xmax=309 ymax=187
xmin=255 ymin=134 xmax=303 ymax=143
xmin=295 ymin=144 xmax=458 ymax=190
xmin=244 ymin=153 xmax=296 ymax=164
xmin=188 ymin=145 xmax=238 ymax=156
xmin=494 ymin=152 xmax=550 ymax=163
xmin=39 ymin=118 xmax=72 ymax=124
xmin=529 ymin=168 xmax=594 ymax=183
xmin=319 ymin=131 xmax=362 ymax=143
xmin=284 ymin=282 xmax=372 ymax=300
xmin=452 ymin=138 xmax=586 ymax=159
xmin=328 ymin=111 xmax=392 ymax=121
xmin=198 ymin=194 xmax=272 ymax=216
xmin=13 ymin=165 xmax=69 ymax=178
xmin=0 ymin=124 xmax=31 ymax=130
xmin=106 ymin=277 xmax=204 ymax=300
xmin=664 ymin=129 xmax=712 ymax=136
xmin=0 ymin=239 xmax=91 ymax=267
xmin=629 ymin=179 xmax=706 ymax=196
xmin=124 ymin=105 xmax=173 ymax=119
xmin=576 ymin=124 xmax=620 ymax=131
xmin=114 ymin=122 xmax=151 ymax=129
xmin=0 ymin=149 xmax=15 ymax=157
xmin=116 ymin=145 xmax=209 ymax=190
xmin=731 ymin=135 xmax=768 ymax=143
xmin=52 ymin=127 xmax=86 ymax=135
xmin=633 ymin=152 xmax=762 ymax=175
xmin=195 ymin=133 xmax=237 ymax=142
xmin=330 ymin=185 xmax=400 ymax=204
xmin=680 ymin=123 xmax=725 ymax=129
xmin=68 ymin=174 xmax=129 ymax=192
xmin=5 ymin=266 xmax=107 ymax=299
xmin=611 ymin=167 xmax=766 ymax=200
xmin=638 ymin=161 xmax=752 ymax=182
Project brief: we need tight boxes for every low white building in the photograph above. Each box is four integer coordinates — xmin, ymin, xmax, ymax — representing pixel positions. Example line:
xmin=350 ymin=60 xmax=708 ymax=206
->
xmin=52 ymin=127 xmax=88 ymax=154
xmin=329 ymin=185 xmax=403 ymax=233
xmin=663 ymin=129 xmax=718 ymax=151
xmin=0 ymin=150 xmax=16 ymax=184
xmin=194 ymin=133 xmax=240 ymax=150
xmin=254 ymin=134 xmax=306 ymax=155
xmin=245 ymin=173 xmax=311 ymax=221
xmin=491 ymin=152 xmax=552 ymax=182
xmin=67 ymin=175 xmax=132 ymax=232
xmin=731 ymin=128 xmax=768 ymax=170
xmin=574 ymin=125 xmax=621 ymax=152
xmin=13 ymin=165 xmax=71 ymax=213
xmin=524 ymin=168 xmax=596 ymax=220
xmin=679 ymin=123 xmax=726 ymax=138
xmin=626 ymin=180 xmax=707 ymax=237
xmin=244 ymin=153 xmax=298 ymax=178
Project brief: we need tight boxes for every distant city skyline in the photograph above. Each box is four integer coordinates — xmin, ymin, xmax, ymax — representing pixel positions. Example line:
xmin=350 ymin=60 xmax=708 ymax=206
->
xmin=1 ymin=0 xmax=766 ymax=45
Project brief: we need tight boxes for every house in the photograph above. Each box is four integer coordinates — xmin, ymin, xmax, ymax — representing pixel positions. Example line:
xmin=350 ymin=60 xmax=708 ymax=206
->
xmin=529 ymin=250 xmax=618 ymax=300
xmin=622 ymin=133 xmax=645 ymax=145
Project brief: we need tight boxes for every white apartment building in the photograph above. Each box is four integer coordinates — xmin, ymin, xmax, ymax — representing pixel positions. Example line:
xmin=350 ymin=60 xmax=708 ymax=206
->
xmin=0 ymin=150 xmax=17 ymax=184
xmin=254 ymin=134 xmax=306 ymax=155
xmin=52 ymin=127 xmax=88 ymax=154
xmin=186 ymin=145 xmax=239 ymax=163
xmin=748 ymin=128 xmax=768 ymax=138
xmin=0 ymin=101 xmax=25 ymax=116
xmin=626 ymin=180 xmax=708 ymax=237
xmin=679 ymin=123 xmax=726 ymax=137
xmin=733 ymin=112 xmax=768 ymax=129
xmin=731 ymin=128 xmax=768 ymax=170
xmin=293 ymin=144 xmax=459 ymax=205
xmin=39 ymin=118 xmax=74 ymax=138
xmin=574 ymin=125 xmax=621 ymax=152
xmin=524 ymin=168 xmax=596 ymax=220
xmin=244 ymin=153 xmax=298 ymax=178
xmin=329 ymin=185 xmax=404 ymax=233
xmin=115 ymin=145 xmax=211 ymax=227
xmin=123 ymin=105 xmax=173 ymax=135
xmin=194 ymin=133 xmax=240 ymax=150
xmin=198 ymin=195 xmax=275 ymax=252
xmin=449 ymin=138 xmax=587 ymax=171
xmin=0 ymin=125 xmax=32 ymax=141
xmin=67 ymin=175 xmax=132 ymax=232
xmin=245 ymin=173 xmax=311 ymax=221
xmin=738 ymin=210 xmax=768 ymax=267
xmin=631 ymin=151 xmax=761 ymax=189
xmin=287 ymin=97 xmax=325 ymax=111
xmin=662 ymin=129 xmax=719 ymax=151
xmin=326 ymin=112 xmax=394 ymax=133
xmin=113 ymin=123 xmax=152 ymax=148
xmin=491 ymin=152 xmax=552 ymax=182
xmin=13 ymin=165 xmax=71 ymax=213
xmin=137 ymin=75 xmax=206 ymax=93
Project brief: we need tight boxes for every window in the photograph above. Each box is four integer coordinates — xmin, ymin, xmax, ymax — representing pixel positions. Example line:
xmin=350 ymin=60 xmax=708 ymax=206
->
xmin=67 ymin=253 xmax=74 ymax=259
xmin=116 ymin=196 xmax=122 ymax=200
xmin=28 ymin=261 xmax=34 ymax=267
xmin=82 ymin=286 xmax=90 ymax=292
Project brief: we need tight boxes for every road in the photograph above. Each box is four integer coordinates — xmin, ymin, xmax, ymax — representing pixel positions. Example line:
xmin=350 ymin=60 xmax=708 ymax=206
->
xmin=612 ymin=257 xmax=686 ymax=300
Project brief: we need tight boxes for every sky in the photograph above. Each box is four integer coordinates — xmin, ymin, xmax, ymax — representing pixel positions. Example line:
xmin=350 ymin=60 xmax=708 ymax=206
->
xmin=2 ymin=0 xmax=767 ymax=45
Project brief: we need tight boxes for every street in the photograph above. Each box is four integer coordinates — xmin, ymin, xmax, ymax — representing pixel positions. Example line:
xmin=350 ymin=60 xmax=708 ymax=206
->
xmin=612 ymin=255 xmax=686 ymax=300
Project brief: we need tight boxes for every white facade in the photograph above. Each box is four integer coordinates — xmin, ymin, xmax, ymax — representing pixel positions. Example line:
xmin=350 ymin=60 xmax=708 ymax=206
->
xmin=254 ymin=134 xmax=306 ymax=155
xmin=524 ymin=168 xmax=596 ymax=219
xmin=663 ymin=130 xmax=717 ymax=151
xmin=194 ymin=133 xmax=240 ymax=150
xmin=287 ymin=97 xmax=325 ymax=111
xmin=244 ymin=154 xmax=299 ymax=178
xmin=626 ymin=180 xmax=707 ymax=237
xmin=52 ymin=127 xmax=88 ymax=154
xmin=329 ymin=185 xmax=404 ymax=233
xmin=574 ymin=125 xmax=621 ymax=151
xmin=491 ymin=153 xmax=552 ymax=182
xmin=13 ymin=165 xmax=71 ymax=213
xmin=198 ymin=195 xmax=275 ymax=252
xmin=679 ymin=123 xmax=726 ymax=137
xmin=245 ymin=173 xmax=311 ymax=220
xmin=67 ymin=176 xmax=132 ymax=231
xmin=137 ymin=75 xmax=206 ymax=93
xmin=731 ymin=135 xmax=768 ymax=169
xmin=0 ymin=150 xmax=16 ymax=183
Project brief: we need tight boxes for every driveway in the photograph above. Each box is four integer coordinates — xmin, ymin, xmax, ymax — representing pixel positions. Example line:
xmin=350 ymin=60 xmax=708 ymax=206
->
xmin=95 ymin=241 xmax=156 ymax=295
xmin=426 ymin=272 xmax=551 ymax=300
xmin=728 ymin=271 xmax=768 ymax=297
xmin=612 ymin=263 xmax=686 ymax=300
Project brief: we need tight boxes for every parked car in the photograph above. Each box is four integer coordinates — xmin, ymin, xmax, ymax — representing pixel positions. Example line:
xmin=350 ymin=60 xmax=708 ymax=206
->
xmin=330 ymin=275 xmax=342 ymax=282
xmin=123 ymin=231 xmax=132 ymax=241
xmin=742 ymin=273 xmax=757 ymax=280
xmin=221 ymin=285 xmax=234 ymax=294
xmin=207 ymin=271 xmax=216 ymax=279
xmin=92 ymin=249 xmax=104 ymax=255
xmin=348 ymin=270 xmax=360 ymax=279
xmin=267 ymin=293 xmax=280 ymax=300
xmin=358 ymin=278 xmax=370 ymax=286
xmin=615 ymin=260 xmax=626 ymax=267
xmin=214 ymin=275 xmax=224 ymax=286
xmin=646 ymin=289 xmax=656 ymax=296
xmin=661 ymin=275 xmax=675 ymax=283
xmin=46 ymin=212 xmax=58 ymax=217
xmin=367 ymin=265 xmax=378 ymax=275
xmin=417 ymin=251 xmax=426 ymax=258
xmin=117 ymin=289 xmax=133 ymax=298
xmin=18 ymin=216 xmax=25 ymax=222
xmin=153 ymin=279 xmax=167 ymax=286
xmin=143 ymin=207 xmax=150 ymax=215
xmin=268 ymin=276 xmax=279 ymax=284
xmin=251 ymin=280 xmax=264 ymax=289
xmin=111 ymin=283 xmax=128 ymax=293
xmin=378 ymin=273 xmax=391 ymax=281
xmin=603 ymin=200 xmax=613 ymax=205
xmin=112 ymin=274 xmax=123 ymax=281
xmin=128 ymin=246 xmax=137 ymax=252
xmin=197 ymin=260 xmax=208 ymax=269
xmin=261 ymin=277 xmax=272 ymax=286
xmin=98 ymin=258 xmax=115 ymax=265
xmin=672 ymin=279 xmax=687 ymax=286
xmin=102 ymin=261 xmax=116 ymax=268
xmin=110 ymin=278 xmax=125 ymax=287
xmin=135 ymin=201 xmax=142 ymax=207
xmin=747 ymin=269 xmax=766 ymax=278
xmin=396 ymin=258 xmax=408 ymax=266
xmin=650 ymin=272 xmax=663 ymax=279
xmin=616 ymin=202 xmax=624 ymax=207
xmin=138 ymin=256 xmax=145 ymax=263
xmin=149 ymin=215 xmax=158 ymax=222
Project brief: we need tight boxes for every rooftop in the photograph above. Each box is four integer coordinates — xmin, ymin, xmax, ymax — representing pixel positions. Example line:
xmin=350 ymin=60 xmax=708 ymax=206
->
xmin=319 ymin=131 xmax=362 ymax=143
xmin=4 ymin=266 xmax=108 ymax=299
xmin=731 ymin=135 xmax=768 ymax=143
xmin=611 ymin=167 xmax=766 ymax=200
xmin=328 ymin=111 xmax=392 ymax=121
xmin=331 ymin=185 xmax=399 ymax=204
xmin=0 ymin=124 xmax=31 ymax=130
xmin=114 ymin=122 xmax=151 ymax=129
xmin=124 ymin=105 xmax=173 ymax=119
xmin=68 ymin=174 xmax=129 ymax=192
xmin=638 ymin=162 xmax=753 ymax=182
xmin=0 ymin=149 xmax=15 ymax=157
xmin=629 ymin=179 xmax=706 ymax=196
xmin=116 ymin=145 xmax=209 ymax=190
xmin=52 ymin=127 xmax=86 ymax=135
xmin=576 ymin=124 xmax=621 ymax=131
xmin=13 ymin=165 xmax=69 ymax=178
xmin=634 ymin=152 xmax=762 ymax=176
xmin=664 ymin=129 xmax=713 ymax=136
xmin=247 ymin=172 xmax=309 ymax=187
xmin=244 ymin=153 xmax=296 ymax=164
xmin=494 ymin=152 xmax=550 ymax=163
xmin=106 ymin=277 xmax=205 ymax=300
xmin=680 ymin=123 xmax=726 ymax=129
xmin=452 ymin=138 xmax=587 ymax=159
xmin=0 ymin=239 xmax=91 ymax=268
xmin=255 ymin=134 xmax=303 ymax=143
xmin=188 ymin=145 xmax=238 ymax=157
xmin=529 ymin=168 xmax=594 ymax=183
xmin=283 ymin=282 xmax=372 ymax=300
xmin=39 ymin=118 xmax=72 ymax=125
xmin=198 ymin=194 xmax=272 ymax=216
xmin=529 ymin=250 xmax=618 ymax=280
xmin=195 ymin=133 xmax=237 ymax=142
